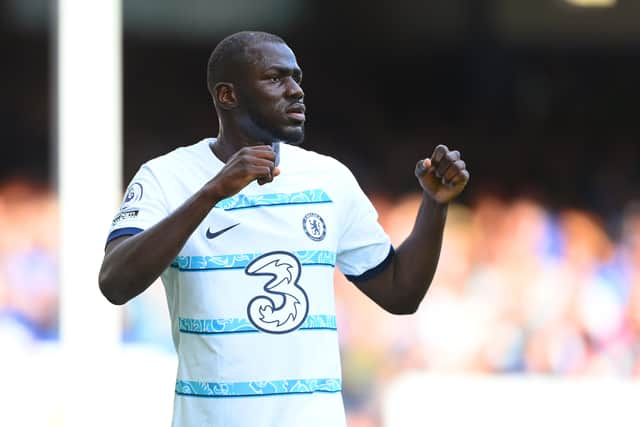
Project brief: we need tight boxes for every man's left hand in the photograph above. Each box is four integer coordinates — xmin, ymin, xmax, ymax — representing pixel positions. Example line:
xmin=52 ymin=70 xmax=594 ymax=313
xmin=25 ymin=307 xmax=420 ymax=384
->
xmin=415 ymin=144 xmax=470 ymax=204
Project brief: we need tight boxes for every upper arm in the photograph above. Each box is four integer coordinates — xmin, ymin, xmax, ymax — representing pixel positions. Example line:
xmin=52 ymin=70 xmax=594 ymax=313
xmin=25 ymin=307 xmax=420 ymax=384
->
xmin=347 ymin=248 xmax=401 ymax=313
xmin=99 ymin=164 xmax=170 ymax=302
xmin=348 ymin=249 xmax=424 ymax=315
xmin=104 ymin=234 xmax=133 ymax=258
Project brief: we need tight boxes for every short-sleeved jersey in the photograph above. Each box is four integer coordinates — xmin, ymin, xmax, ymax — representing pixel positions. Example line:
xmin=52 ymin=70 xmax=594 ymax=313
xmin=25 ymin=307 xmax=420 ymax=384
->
xmin=106 ymin=138 xmax=392 ymax=427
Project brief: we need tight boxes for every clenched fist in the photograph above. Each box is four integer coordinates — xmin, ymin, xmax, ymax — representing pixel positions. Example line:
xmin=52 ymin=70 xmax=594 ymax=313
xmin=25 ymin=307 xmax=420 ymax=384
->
xmin=206 ymin=145 xmax=280 ymax=202
xmin=415 ymin=144 xmax=469 ymax=204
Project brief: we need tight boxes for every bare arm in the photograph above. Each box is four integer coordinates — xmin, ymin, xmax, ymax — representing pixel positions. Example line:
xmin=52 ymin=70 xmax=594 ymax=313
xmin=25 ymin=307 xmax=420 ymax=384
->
xmin=98 ymin=145 xmax=279 ymax=305
xmin=351 ymin=145 xmax=469 ymax=314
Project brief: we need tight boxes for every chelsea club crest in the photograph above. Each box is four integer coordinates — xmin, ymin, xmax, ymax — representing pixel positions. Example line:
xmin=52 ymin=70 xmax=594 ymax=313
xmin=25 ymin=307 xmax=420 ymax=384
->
xmin=302 ymin=212 xmax=326 ymax=242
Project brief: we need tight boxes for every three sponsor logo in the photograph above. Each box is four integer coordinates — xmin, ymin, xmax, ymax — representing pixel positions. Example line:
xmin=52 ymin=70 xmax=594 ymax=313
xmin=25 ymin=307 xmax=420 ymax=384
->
xmin=245 ymin=251 xmax=309 ymax=334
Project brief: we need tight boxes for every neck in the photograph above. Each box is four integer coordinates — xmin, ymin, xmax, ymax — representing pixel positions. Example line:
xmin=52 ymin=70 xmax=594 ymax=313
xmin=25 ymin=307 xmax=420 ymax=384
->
xmin=212 ymin=126 xmax=267 ymax=163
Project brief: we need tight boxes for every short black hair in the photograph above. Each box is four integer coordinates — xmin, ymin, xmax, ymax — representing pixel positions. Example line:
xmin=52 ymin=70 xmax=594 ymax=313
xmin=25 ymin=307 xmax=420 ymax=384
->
xmin=206 ymin=31 xmax=286 ymax=98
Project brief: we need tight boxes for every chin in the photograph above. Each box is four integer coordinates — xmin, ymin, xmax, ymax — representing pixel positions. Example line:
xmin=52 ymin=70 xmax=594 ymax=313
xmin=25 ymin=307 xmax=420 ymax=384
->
xmin=276 ymin=126 xmax=305 ymax=145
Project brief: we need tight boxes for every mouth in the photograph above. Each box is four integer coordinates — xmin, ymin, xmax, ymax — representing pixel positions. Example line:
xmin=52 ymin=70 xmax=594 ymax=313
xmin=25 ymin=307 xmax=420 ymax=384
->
xmin=285 ymin=103 xmax=306 ymax=123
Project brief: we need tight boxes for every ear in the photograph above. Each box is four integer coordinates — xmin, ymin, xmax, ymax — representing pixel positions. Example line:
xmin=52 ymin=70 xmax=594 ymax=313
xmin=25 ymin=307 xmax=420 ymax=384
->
xmin=214 ymin=82 xmax=238 ymax=110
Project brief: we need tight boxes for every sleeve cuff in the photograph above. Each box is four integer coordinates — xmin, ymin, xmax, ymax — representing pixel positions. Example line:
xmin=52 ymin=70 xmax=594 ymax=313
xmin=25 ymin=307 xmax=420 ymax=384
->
xmin=105 ymin=227 xmax=144 ymax=246
xmin=345 ymin=245 xmax=395 ymax=283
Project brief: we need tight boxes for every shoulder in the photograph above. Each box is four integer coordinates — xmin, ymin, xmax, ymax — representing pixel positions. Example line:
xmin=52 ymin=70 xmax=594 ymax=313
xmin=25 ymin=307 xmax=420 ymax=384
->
xmin=143 ymin=138 xmax=213 ymax=173
xmin=282 ymin=144 xmax=354 ymax=179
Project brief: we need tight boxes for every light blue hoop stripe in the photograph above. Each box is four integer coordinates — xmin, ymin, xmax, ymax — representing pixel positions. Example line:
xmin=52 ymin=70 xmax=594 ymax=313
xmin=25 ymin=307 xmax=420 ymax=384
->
xmin=176 ymin=378 xmax=341 ymax=398
xmin=215 ymin=189 xmax=332 ymax=211
xmin=171 ymin=250 xmax=336 ymax=271
xmin=179 ymin=314 xmax=337 ymax=334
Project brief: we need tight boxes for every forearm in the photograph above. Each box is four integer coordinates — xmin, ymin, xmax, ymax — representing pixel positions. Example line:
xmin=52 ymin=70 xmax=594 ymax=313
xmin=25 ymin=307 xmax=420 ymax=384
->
xmin=352 ymin=145 xmax=468 ymax=314
xmin=99 ymin=187 xmax=219 ymax=305
xmin=391 ymin=194 xmax=448 ymax=312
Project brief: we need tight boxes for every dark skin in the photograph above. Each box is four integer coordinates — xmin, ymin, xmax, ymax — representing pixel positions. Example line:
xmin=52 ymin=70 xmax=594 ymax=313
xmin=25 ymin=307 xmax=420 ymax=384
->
xmin=98 ymin=41 xmax=470 ymax=314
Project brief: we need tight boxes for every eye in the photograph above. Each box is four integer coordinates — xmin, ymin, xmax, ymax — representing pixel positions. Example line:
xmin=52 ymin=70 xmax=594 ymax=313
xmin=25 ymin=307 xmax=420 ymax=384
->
xmin=269 ymin=76 xmax=281 ymax=83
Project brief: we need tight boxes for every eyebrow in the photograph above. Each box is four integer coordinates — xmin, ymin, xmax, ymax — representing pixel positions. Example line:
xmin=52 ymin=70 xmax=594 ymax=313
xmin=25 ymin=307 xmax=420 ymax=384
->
xmin=266 ymin=66 xmax=303 ymax=80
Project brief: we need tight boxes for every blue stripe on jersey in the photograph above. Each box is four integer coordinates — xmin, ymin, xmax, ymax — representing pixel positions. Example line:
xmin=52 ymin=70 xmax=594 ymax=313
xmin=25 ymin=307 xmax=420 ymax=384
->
xmin=215 ymin=189 xmax=332 ymax=211
xmin=171 ymin=250 xmax=336 ymax=271
xmin=175 ymin=378 xmax=341 ymax=398
xmin=179 ymin=314 xmax=337 ymax=334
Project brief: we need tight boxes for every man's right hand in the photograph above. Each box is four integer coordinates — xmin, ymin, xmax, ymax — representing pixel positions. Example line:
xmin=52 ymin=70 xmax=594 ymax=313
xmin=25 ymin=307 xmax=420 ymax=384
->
xmin=206 ymin=145 xmax=280 ymax=201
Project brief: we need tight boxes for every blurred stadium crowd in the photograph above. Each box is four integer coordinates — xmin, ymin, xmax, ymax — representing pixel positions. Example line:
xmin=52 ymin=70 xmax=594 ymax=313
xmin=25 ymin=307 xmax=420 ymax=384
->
xmin=2 ymin=177 xmax=640 ymax=423
xmin=0 ymin=179 xmax=58 ymax=346
xmin=337 ymin=193 xmax=640 ymax=423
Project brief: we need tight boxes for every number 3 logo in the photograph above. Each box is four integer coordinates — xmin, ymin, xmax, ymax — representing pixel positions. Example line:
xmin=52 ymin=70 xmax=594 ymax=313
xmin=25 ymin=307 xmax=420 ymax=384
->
xmin=245 ymin=251 xmax=309 ymax=334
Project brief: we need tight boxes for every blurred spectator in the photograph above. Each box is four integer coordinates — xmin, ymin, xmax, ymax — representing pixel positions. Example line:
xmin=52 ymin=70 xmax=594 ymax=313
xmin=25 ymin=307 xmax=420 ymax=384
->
xmin=0 ymin=179 xmax=59 ymax=347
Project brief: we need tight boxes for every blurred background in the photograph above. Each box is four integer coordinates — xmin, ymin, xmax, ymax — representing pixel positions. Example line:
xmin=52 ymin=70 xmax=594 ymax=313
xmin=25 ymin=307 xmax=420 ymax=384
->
xmin=2 ymin=0 xmax=640 ymax=425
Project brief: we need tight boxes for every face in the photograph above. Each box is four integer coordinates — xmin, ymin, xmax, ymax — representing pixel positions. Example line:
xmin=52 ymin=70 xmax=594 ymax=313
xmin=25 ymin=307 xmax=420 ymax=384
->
xmin=235 ymin=42 xmax=305 ymax=145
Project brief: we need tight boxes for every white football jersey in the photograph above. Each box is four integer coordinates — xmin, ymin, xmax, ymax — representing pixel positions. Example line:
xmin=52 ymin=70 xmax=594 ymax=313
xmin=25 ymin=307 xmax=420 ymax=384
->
xmin=107 ymin=138 xmax=392 ymax=427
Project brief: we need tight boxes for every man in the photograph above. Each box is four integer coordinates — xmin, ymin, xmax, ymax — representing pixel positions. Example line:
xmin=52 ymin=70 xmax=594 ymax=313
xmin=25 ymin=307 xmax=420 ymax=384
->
xmin=99 ymin=31 xmax=469 ymax=426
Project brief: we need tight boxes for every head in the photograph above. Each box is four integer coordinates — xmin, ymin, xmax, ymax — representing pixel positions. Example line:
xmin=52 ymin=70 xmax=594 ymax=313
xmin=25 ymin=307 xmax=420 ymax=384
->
xmin=207 ymin=31 xmax=305 ymax=145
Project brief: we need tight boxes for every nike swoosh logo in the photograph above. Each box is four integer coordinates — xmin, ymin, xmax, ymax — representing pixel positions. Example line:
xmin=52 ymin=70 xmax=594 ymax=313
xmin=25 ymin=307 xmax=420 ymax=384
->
xmin=206 ymin=223 xmax=240 ymax=239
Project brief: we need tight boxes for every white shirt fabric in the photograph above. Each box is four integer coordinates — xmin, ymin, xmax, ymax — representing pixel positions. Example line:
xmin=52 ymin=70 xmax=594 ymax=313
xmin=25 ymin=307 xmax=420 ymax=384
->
xmin=106 ymin=138 xmax=392 ymax=427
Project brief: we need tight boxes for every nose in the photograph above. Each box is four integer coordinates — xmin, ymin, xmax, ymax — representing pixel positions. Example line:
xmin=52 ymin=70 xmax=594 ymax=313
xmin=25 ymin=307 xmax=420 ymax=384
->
xmin=286 ymin=78 xmax=304 ymax=100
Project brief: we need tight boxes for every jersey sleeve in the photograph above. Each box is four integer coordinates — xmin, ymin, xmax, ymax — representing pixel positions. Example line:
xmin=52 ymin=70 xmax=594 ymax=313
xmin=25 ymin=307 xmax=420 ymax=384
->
xmin=335 ymin=166 xmax=393 ymax=283
xmin=105 ymin=164 xmax=170 ymax=245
